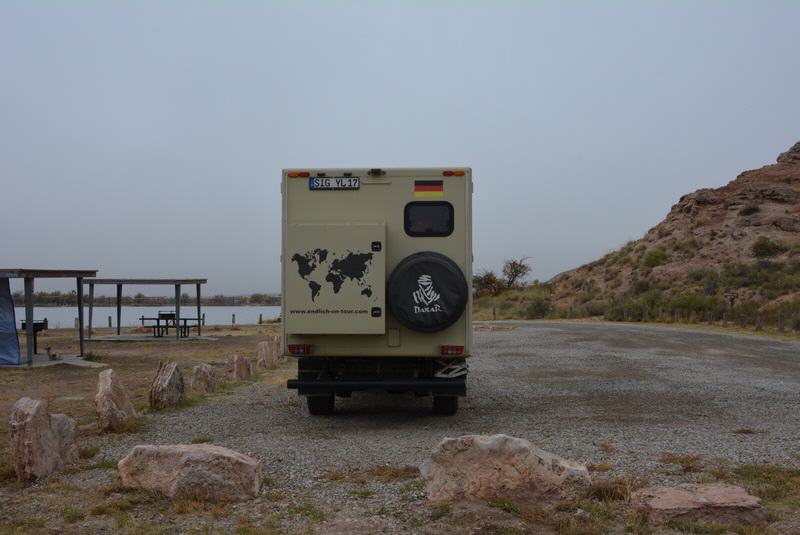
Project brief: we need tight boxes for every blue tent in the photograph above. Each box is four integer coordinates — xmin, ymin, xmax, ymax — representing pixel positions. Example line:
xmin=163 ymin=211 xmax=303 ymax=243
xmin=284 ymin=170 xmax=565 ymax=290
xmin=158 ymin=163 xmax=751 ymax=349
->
xmin=0 ymin=278 xmax=20 ymax=365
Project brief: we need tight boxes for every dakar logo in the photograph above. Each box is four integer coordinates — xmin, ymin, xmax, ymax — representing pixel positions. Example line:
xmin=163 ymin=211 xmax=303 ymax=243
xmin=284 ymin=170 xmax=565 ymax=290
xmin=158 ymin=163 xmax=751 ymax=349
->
xmin=412 ymin=274 xmax=442 ymax=313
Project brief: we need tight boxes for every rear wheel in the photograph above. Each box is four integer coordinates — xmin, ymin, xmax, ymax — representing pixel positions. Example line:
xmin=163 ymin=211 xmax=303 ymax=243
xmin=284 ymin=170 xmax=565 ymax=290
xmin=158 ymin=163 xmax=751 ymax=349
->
xmin=307 ymin=395 xmax=334 ymax=415
xmin=433 ymin=396 xmax=458 ymax=415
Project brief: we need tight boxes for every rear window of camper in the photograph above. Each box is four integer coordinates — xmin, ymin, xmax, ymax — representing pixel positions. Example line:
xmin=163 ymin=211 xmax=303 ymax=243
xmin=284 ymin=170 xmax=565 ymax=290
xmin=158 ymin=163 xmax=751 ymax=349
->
xmin=404 ymin=202 xmax=453 ymax=237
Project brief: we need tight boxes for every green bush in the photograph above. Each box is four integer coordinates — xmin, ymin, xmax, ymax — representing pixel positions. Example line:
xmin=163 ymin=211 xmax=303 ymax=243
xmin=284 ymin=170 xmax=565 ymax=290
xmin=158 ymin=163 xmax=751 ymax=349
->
xmin=752 ymin=236 xmax=788 ymax=258
xmin=643 ymin=248 xmax=668 ymax=268
xmin=524 ymin=298 xmax=551 ymax=319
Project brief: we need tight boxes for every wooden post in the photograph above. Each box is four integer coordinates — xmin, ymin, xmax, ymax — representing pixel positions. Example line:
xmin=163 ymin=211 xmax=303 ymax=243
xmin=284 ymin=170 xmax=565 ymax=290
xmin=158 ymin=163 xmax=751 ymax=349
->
xmin=723 ymin=312 xmax=728 ymax=328
xmin=88 ymin=283 xmax=94 ymax=339
xmin=258 ymin=313 xmax=263 ymax=325
xmin=175 ymin=284 xmax=181 ymax=340
xmin=778 ymin=314 xmax=785 ymax=333
xmin=196 ymin=283 xmax=202 ymax=337
xmin=108 ymin=316 xmax=112 ymax=328
xmin=24 ymin=277 xmax=34 ymax=366
xmin=232 ymin=313 xmax=236 ymax=326
xmin=202 ymin=313 xmax=205 ymax=326
xmin=77 ymin=277 xmax=85 ymax=357
xmin=116 ymin=283 xmax=122 ymax=336
xmin=756 ymin=313 xmax=763 ymax=331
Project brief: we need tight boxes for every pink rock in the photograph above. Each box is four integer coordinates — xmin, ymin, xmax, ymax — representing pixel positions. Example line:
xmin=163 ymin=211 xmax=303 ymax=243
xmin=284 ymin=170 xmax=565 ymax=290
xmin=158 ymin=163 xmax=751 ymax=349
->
xmin=118 ymin=444 xmax=262 ymax=501
xmin=95 ymin=369 xmax=138 ymax=432
xmin=420 ymin=434 xmax=590 ymax=502
xmin=191 ymin=364 xmax=218 ymax=393
xmin=149 ymin=361 xmax=185 ymax=410
xmin=9 ymin=397 xmax=78 ymax=481
xmin=226 ymin=354 xmax=252 ymax=381
xmin=272 ymin=335 xmax=285 ymax=364
xmin=256 ymin=335 xmax=285 ymax=369
xmin=631 ymin=484 xmax=767 ymax=525
xmin=256 ymin=341 xmax=273 ymax=370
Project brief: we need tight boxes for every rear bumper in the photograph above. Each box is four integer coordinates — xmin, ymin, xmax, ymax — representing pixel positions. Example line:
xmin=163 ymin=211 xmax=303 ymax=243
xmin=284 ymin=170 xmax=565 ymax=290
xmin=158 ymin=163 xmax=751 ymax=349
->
xmin=286 ymin=378 xmax=466 ymax=396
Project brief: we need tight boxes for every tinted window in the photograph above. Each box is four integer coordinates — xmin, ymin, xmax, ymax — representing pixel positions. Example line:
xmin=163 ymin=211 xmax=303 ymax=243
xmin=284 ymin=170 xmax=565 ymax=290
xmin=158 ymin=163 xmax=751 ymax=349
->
xmin=404 ymin=202 xmax=454 ymax=237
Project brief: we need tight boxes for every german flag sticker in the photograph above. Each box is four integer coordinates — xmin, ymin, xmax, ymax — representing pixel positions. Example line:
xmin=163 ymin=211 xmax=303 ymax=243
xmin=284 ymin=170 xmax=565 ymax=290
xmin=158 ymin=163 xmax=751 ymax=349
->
xmin=414 ymin=180 xmax=444 ymax=198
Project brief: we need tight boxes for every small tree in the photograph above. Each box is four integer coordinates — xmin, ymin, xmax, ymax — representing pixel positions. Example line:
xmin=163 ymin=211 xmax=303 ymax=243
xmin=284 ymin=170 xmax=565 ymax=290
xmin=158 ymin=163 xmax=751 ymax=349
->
xmin=502 ymin=257 xmax=532 ymax=288
xmin=473 ymin=270 xmax=501 ymax=297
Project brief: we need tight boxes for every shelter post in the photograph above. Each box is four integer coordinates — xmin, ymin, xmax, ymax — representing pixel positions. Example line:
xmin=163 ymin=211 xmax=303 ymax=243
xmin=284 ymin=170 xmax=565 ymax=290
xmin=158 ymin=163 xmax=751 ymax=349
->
xmin=77 ymin=277 xmax=85 ymax=357
xmin=88 ymin=283 xmax=94 ymax=339
xmin=175 ymin=284 xmax=181 ymax=340
xmin=196 ymin=283 xmax=202 ymax=337
xmin=116 ymin=283 xmax=122 ymax=336
xmin=24 ymin=277 xmax=34 ymax=366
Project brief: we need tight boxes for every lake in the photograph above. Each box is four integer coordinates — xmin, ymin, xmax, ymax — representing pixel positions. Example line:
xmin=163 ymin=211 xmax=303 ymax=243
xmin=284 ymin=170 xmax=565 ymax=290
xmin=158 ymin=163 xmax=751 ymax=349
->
xmin=12 ymin=306 xmax=281 ymax=329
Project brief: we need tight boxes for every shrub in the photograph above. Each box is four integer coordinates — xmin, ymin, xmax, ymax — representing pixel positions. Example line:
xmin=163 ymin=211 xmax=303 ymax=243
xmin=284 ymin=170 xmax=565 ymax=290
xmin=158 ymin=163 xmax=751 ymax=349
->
xmin=643 ymin=248 xmax=668 ymax=268
xmin=524 ymin=298 xmax=551 ymax=319
xmin=752 ymin=236 xmax=788 ymax=258
xmin=738 ymin=203 xmax=760 ymax=216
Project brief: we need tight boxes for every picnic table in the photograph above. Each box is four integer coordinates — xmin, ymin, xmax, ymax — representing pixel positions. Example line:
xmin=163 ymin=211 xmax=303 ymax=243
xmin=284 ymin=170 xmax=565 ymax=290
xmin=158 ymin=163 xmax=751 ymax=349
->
xmin=139 ymin=311 xmax=199 ymax=338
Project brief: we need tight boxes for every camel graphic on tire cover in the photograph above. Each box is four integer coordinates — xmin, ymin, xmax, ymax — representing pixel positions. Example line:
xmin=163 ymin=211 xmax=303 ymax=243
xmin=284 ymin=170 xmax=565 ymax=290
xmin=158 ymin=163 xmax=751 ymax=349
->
xmin=412 ymin=275 xmax=440 ymax=306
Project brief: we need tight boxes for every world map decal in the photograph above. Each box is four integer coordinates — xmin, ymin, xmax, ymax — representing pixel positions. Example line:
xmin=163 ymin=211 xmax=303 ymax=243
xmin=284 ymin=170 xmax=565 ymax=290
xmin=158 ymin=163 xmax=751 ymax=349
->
xmin=291 ymin=249 xmax=374 ymax=302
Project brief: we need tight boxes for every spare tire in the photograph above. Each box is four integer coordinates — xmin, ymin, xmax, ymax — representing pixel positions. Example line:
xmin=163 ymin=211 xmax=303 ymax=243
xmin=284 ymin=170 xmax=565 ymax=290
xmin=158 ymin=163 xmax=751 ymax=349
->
xmin=387 ymin=251 xmax=468 ymax=333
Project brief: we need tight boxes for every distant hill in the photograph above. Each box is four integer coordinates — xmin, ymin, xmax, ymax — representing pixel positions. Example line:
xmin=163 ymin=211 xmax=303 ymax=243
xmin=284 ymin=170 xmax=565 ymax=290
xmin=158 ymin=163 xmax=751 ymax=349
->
xmin=475 ymin=142 xmax=800 ymax=327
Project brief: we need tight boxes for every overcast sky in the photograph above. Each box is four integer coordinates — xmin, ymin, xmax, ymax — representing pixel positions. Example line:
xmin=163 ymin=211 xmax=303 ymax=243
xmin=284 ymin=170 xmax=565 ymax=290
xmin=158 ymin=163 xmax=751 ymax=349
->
xmin=2 ymin=1 xmax=799 ymax=295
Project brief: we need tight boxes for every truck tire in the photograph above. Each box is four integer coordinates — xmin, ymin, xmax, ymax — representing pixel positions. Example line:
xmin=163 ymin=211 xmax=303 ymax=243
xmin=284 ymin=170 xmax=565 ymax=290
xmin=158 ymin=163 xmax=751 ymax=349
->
xmin=387 ymin=251 xmax=468 ymax=333
xmin=433 ymin=396 xmax=458 ymax=415
xmin=307 ymin=395 xmax=334 ymax=415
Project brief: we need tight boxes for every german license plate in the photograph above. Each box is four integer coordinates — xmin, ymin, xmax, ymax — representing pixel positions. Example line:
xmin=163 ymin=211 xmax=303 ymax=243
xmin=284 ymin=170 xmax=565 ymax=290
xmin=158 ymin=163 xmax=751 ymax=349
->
xmin=309 ymin=177 xmax=360 ymax=190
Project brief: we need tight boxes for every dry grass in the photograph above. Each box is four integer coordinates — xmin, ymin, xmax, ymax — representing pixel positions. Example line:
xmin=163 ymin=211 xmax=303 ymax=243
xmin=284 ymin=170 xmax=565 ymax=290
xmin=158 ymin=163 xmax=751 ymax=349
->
xmin=587 ymin=477 xmax=638 ymax=502
xmin=587 ymin=462 xmax=614 ymax=473
xmin=597 ymin=441 xmax=618 ymax=455
xmin=169 ymin=498 xmax=230 ymax=517
xmin=364 ymin=465 xmax=419 ymax=483
xmin=660 ymin=453 xmax=704 ymax=473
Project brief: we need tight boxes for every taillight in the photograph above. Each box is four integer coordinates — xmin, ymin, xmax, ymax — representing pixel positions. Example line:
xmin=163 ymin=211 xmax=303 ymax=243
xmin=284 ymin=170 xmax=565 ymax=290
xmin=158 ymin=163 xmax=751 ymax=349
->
xmin=441 ymin=345 xmax=464 ymax=356
xmin=288 ymin=344 xmax=312 ymax=355
xmin=287 ymin=171 xmax=310 ymax=178
xmin=442 ymin=170 xmax=465 ymax=177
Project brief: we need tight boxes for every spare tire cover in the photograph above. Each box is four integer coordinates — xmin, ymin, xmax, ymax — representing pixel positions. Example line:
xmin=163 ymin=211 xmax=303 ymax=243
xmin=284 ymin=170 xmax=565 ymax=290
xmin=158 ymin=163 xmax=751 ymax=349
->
xmin=387 ymin=251 xmax=468 ymax=333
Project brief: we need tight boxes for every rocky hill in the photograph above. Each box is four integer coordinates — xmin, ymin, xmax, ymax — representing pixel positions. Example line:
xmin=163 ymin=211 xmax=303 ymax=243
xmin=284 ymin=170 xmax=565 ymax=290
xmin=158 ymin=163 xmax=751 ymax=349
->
xmin=546 ymin=142 xmax=800 ymax=323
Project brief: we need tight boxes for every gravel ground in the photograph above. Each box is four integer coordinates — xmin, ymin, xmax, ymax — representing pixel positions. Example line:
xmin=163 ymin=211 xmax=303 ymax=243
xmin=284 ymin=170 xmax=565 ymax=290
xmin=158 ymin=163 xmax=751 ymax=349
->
xmin=6 ymin=321 xmax=800 ymax=533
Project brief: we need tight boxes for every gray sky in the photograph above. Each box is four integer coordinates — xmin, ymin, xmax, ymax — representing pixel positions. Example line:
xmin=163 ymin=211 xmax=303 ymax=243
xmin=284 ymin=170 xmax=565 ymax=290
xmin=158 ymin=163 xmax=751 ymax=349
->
xmin=2 ymin=1 xmax=799 ymax=295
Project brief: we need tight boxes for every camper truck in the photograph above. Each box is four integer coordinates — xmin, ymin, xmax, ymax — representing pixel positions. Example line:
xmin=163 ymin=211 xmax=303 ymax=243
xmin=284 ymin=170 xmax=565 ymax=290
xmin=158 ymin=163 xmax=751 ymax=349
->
xmin=282 ymin=168 xmax=472 ymax=415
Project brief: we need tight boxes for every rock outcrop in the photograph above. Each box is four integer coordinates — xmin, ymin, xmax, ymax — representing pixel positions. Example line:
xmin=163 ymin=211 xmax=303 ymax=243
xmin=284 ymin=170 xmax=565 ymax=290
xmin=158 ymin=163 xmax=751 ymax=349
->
xmin=191 ymin=364 xmax=218 ymax=393
xmin=95 ymin=369 xmax=138 ymax=432
xmin=420 ymin=434 xmax=590 ymax=502
xmin=118 ymin=444 xmax=262 ymax=501
xmin=632 ymin=483 xmax=766 ymax=525
xmin=226 ymin=354 xmax=252 ymax=381
xmin=149 ymin=361 xmax=185 ymax=410
xmin=9 ymin=397 xmax=79 ymax=480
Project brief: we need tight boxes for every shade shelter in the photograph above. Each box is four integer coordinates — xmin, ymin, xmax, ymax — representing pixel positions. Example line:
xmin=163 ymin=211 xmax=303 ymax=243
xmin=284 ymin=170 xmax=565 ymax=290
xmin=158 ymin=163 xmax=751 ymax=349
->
xmin=0 ymin=269 xmax=98 ymax=366
xmin=83 ymin=278 xmax=208 ymax=340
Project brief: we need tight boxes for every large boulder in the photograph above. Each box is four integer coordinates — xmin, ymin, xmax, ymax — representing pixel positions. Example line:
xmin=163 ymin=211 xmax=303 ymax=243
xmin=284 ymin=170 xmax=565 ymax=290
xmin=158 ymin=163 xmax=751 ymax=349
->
xmin=149 ymin=361 xmax=185 ymax=410
xmin=118 ymin=444 xmax=262 ymax=501
xmin=191 ymin=364 xmax=218 ymax=393
xmin=95 ymin=369 xmax=138 ymax=432
xmin=420 ymin=434 xmax=590 ymax=502
xmin=9 ymin=397 xmax=79 ymax=481
xmin=632 ymin=484 xmax=767 ymax=525
xmin=226 ymin=354 xmax=252 ymax=381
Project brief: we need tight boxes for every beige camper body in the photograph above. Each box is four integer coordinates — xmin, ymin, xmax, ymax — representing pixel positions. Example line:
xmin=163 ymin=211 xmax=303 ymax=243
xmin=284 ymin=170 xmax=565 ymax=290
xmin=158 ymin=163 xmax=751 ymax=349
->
xmin=282 ymin=167 xmax=473 ymax=415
